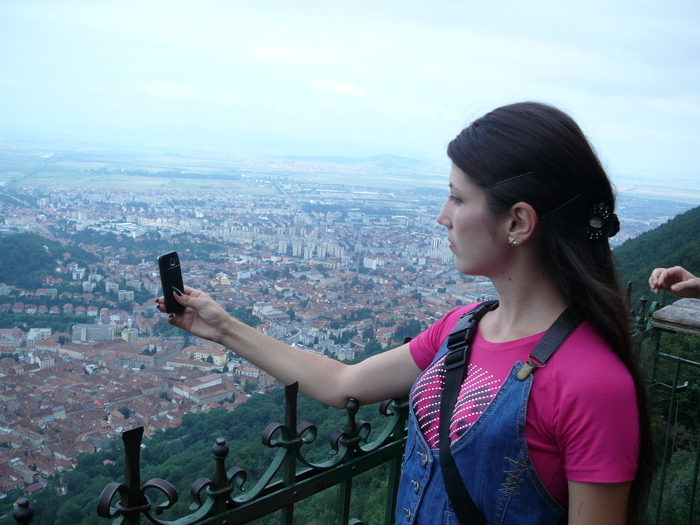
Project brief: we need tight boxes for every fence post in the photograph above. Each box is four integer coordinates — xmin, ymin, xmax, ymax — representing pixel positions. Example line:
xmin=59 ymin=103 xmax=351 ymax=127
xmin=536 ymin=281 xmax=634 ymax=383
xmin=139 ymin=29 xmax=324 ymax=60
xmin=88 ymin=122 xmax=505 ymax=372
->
xmin=13 ymin=498 xmax=34 ymax=525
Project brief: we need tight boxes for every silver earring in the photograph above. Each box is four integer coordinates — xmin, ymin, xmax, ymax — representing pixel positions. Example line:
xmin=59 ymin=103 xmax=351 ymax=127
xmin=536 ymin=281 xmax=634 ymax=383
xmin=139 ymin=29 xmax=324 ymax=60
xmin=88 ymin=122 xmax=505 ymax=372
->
xmin=508 ymin=236 xmax=517 ymax=246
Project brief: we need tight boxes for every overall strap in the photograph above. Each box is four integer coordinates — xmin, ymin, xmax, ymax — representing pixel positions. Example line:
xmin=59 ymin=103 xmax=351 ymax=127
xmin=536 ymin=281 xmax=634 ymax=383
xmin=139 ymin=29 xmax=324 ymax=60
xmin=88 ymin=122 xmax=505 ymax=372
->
xmin=439 ymin=303 xmax=579 ymax=525
xmin=439 ymin=300 xmax=497 ymax=525
xmin=516 ymin=307 xmax=580 ymax=380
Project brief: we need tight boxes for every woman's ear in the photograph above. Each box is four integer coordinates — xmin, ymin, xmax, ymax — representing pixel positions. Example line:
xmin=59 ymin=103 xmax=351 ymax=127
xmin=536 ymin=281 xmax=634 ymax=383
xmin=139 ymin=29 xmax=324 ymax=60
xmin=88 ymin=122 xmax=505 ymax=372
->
xmin=505 ymin=202 xmax=538 ymax=245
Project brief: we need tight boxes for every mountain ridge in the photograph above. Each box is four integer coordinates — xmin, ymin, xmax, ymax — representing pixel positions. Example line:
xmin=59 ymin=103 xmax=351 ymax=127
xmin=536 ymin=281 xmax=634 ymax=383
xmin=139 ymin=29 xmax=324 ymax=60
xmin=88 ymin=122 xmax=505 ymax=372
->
xmin=614 ymin=204 xmax=700 ymax=304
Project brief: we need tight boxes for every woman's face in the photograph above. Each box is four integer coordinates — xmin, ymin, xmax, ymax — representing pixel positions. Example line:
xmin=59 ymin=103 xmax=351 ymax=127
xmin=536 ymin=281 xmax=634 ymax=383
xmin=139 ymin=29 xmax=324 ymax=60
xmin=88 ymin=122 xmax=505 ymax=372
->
xmin=437 ymin=164 xmax=508 ymax=277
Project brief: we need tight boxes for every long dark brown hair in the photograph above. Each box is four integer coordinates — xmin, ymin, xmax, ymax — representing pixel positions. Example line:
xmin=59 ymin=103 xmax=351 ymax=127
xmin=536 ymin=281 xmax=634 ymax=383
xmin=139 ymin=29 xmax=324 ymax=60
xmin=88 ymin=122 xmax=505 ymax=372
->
xmin=447 ymin=102 xmax=655 ymax=524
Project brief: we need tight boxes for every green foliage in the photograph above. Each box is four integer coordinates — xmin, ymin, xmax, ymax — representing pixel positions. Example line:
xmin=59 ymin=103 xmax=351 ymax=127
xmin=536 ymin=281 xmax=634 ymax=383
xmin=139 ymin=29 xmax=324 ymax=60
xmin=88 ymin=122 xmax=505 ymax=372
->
xmin=261 ymin=268 xmax=281 ymax=280
xmin=229 ymin=306 xmax=262 ymax=327
xmin=301 ymin=203 xmax=346 ymax=215
xmin=350 ymin=307 xmax=373 ymax=321
xmin=66 ymin=229 xmax=225 ymax=261
xmin=394 ymin=319 xmax=423 ymax=343
xmin=0 ymin=233 xmax=98 ymax=288
xmin=84 ymin=167 xmax=242 ymax=183
xmin=615 ymin=205 xmax=700 ymax=304
xmin=0 ymin=313 xmax=91 ymax=333
xmin=650 ymin=449 xmax=700 ymax=525
xmin=362 ymin=339 xmax=385 ymax=359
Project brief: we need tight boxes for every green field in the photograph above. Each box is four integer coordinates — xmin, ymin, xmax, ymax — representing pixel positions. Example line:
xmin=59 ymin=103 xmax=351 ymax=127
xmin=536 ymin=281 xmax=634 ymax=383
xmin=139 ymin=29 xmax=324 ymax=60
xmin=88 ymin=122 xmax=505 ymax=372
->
xmin=1 ymin=165 xmax=279 ymax=195
xmin=0 ymin=139 xmax=281 ymax=195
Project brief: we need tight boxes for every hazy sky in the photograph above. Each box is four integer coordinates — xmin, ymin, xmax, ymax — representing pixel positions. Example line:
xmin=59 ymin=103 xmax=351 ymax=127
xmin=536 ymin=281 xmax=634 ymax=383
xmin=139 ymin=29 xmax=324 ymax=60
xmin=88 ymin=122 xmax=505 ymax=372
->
xmin=1 ymin=1 xmax=698 ymax=187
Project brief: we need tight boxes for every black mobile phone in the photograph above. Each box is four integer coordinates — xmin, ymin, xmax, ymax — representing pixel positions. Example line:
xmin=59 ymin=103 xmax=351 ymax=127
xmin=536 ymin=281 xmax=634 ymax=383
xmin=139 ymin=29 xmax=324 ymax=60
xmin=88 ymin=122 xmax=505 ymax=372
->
xmin=158 ymin=251 xmax=185 ymax=315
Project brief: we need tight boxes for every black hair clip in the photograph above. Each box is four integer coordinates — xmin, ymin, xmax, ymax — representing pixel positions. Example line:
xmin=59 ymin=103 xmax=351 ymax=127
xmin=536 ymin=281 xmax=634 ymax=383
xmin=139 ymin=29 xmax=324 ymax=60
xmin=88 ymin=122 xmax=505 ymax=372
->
xmin=588 ymin=203 xmax=619 ymax=240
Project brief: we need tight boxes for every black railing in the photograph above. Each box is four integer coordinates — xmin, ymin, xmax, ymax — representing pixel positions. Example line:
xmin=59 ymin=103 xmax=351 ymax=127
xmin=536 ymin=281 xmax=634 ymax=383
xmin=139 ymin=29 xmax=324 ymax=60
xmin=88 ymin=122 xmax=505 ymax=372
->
xmin=88 ymin=382 xmax=407 ymax=525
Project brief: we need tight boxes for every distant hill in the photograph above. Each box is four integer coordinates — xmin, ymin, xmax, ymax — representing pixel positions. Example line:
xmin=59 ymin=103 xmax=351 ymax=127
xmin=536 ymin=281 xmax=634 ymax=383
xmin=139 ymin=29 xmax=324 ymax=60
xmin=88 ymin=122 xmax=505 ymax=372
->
xmin=614 ymin=204 xmax=700 ymax=304
xmin=283 ymin=153 xmax=442 ymax=171
xmin=0 ymin=233 xmax=99 ymax=289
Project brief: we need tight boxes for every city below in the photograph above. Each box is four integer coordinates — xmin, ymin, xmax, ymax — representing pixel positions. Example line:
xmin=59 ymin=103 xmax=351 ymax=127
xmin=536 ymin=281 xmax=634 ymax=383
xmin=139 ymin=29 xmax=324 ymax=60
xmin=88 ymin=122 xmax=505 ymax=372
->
xmin=0 ymin=141 xmax=694 ymax=498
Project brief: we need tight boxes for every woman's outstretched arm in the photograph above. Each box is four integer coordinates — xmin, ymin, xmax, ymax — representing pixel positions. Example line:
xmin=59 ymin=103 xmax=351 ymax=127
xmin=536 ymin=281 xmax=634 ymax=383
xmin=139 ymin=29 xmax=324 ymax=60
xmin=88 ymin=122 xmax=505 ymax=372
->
xmin=158 ymin=286 xmax=422 ymax=408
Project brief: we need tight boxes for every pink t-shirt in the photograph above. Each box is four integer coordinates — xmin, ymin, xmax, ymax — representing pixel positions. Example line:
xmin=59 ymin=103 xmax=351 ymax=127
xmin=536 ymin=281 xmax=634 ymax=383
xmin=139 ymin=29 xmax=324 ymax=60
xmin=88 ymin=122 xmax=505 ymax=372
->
xmin=410 ymin=304 xmax=640 ymax=507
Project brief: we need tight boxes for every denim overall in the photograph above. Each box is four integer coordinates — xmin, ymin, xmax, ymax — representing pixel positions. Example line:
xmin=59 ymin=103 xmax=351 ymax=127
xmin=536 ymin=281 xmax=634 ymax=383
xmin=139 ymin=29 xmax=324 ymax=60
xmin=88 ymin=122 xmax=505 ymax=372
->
xmin=395 ymin=339 xmax=566 ymax=525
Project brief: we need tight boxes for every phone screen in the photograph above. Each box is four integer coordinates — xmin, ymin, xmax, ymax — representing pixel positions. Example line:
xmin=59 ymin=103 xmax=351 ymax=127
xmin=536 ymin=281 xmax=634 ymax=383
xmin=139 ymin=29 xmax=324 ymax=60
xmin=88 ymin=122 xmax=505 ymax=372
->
xmin=158 ymin=251 xmax=185 ymax=315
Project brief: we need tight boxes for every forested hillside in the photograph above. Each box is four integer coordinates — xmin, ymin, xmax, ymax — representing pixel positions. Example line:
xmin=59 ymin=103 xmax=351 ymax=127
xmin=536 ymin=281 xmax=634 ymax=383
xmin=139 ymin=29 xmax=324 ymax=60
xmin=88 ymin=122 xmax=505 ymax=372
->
xmin=0 ymin=233 xmax=99 ymax=289
xmin=615 ymin=204 xmax=700 ymax=304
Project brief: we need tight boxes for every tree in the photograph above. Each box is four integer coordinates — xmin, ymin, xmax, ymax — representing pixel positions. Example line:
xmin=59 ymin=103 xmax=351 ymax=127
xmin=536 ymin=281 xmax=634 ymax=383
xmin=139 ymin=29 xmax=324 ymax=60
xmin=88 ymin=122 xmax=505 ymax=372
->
xmin=54 ymin=500 xmax=85 ymax=525
xmin=394 ymin=319 xmax=422 ymax=342
xmin=119 ymin=406 xmax=131 ymax=419
xmin=363 ymin=340 xmax=384 ymax=357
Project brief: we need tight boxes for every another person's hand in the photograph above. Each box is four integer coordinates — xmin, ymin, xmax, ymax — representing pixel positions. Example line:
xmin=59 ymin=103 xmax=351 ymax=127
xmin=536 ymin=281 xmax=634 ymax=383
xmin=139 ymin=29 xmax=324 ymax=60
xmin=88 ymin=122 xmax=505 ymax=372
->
xmin=156 ymin=285 xmax=232 ymax=343
xmin=649 ymin=266 xmax=700 ymax=298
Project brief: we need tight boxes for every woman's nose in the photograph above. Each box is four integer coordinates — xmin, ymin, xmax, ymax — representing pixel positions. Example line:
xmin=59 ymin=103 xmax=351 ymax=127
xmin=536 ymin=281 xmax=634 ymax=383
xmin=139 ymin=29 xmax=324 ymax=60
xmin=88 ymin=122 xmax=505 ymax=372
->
xmin=437 ymin=203 xmax=451 ymax=228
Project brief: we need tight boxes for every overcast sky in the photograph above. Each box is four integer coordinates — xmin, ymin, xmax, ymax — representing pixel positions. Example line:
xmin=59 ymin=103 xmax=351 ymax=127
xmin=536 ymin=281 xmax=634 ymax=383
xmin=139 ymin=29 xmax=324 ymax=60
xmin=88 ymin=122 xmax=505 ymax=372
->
xmin=0 ymin=1 xmax=698 ymax=189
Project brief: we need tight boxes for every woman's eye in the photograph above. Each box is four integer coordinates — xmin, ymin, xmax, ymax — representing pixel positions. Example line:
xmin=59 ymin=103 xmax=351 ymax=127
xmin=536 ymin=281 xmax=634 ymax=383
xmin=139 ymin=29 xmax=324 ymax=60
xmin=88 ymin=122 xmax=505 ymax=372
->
xmin=449 ymin=195 xmax=462 ymax=205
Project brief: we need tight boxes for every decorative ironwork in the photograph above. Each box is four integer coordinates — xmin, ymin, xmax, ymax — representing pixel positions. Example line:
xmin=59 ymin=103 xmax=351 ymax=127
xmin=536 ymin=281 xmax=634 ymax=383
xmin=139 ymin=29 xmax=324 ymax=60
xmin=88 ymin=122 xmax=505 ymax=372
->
xmin=97 ymin=426 xmax=179 ymax=525
xmin=96 ymin=381 xmax=408 ymax=524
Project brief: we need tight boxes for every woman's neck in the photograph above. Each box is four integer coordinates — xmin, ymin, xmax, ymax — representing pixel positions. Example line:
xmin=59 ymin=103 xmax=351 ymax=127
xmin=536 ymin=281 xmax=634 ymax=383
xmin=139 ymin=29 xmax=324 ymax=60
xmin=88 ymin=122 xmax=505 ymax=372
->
xmin=479 ymin=265 xmax=568 ymax=343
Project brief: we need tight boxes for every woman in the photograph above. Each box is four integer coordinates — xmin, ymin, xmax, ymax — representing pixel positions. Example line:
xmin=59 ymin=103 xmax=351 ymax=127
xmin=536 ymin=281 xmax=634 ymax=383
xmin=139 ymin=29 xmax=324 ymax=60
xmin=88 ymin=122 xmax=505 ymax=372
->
xmin=158 ymin=102 xmax=654 ymax=524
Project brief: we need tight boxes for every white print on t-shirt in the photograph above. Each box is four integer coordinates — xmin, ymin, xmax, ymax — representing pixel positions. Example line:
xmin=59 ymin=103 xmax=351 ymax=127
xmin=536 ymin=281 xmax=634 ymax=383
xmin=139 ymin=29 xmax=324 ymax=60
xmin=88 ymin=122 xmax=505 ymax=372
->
xmin=412 ymin=354 xmax=503 ymax=449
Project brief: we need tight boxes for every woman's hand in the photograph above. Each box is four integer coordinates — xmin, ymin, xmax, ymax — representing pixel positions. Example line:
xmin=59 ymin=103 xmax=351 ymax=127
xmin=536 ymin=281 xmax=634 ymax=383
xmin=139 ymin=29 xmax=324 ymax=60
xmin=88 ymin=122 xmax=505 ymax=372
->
xmin=649 ymin=266 xmax=700 ymax=298
xmin=156 ymin=285 xmax=232 ymax=344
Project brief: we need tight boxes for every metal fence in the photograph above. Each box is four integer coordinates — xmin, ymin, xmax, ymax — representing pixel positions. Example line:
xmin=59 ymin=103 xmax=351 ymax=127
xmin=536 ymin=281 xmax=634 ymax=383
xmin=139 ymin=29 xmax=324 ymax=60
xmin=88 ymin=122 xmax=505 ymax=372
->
xmin=83 ymin=381 xmax=408 ymax=525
